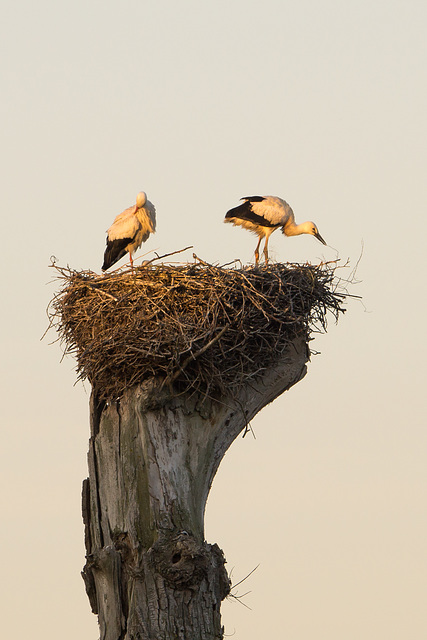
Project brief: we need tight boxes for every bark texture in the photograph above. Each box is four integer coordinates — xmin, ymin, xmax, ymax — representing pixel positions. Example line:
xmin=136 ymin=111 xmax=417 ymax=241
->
xmin=82 ymin=337 xmax=308 ymax=639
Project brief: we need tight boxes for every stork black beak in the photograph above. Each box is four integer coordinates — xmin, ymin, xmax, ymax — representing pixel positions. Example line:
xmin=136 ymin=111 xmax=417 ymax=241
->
xmin=315 ymin=231 xmax=326 ymax=245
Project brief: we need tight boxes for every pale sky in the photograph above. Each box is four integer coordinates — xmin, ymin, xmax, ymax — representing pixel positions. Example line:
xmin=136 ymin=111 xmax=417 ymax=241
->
xmin=1 ymin=1 xmax=426 ymax=638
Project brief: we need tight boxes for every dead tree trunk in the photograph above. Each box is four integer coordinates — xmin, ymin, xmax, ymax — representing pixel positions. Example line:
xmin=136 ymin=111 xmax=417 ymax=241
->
xmin=49 ymin=260 xmax=344 ymax=638
xmin=81 ymin=338 xmax=308 ymax=640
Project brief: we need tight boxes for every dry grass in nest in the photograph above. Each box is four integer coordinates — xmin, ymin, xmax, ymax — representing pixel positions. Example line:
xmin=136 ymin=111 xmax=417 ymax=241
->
xmin=46 ymin=254 xmax=347 ymax=401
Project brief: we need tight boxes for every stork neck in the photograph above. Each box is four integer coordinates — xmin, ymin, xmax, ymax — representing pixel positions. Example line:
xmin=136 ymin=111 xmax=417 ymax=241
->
xmin=283 ymin=221 xmax=304 ymax=237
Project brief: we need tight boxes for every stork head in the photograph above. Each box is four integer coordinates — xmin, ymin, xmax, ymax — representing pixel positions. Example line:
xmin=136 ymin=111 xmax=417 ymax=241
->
xmin=136 ymin=191 xmax=147 ymax=209
xmin=284 ymin=220 xmax=326 ymax=244
xmin=306 ymin=222 xmax=326 ymax=245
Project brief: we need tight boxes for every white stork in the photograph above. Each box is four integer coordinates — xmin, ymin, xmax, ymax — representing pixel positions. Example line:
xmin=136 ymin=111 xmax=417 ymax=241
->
xmin=102 ymin=191 xmax=156 ymax=271
xmin=224 ymin=195 xmax=326 ymax=265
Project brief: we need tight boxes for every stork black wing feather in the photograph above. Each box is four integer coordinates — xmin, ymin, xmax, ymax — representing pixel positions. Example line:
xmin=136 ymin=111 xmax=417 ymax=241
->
xmin=102 ymin=237 xmax=133 ymax=271
xmin=240 ymin=196 xmax=266 ymax=203
xmin=225 ymin=201 xmax=278 ymax=228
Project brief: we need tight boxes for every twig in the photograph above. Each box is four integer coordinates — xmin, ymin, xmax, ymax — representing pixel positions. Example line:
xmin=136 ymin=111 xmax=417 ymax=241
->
xmin=88 ymin=284 xmax=118 ymax=302
xmin=167 ymin=325 xmax=229 ymax=385
xmin=230 ymin=564 xmax=260 ymax=590
xmin=143 ymin=246 xmax=194 ymax=266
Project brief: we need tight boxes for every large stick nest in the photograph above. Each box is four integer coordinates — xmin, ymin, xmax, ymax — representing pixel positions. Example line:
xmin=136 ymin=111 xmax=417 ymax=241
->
xmin=47 ymin=257 xmax=347 ymax=401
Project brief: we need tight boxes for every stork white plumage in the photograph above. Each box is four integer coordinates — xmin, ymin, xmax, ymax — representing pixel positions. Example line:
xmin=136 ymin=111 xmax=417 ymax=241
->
xmin=224 ymin=195 xmax=326 ymax=265
xmin=102 ymin=191 xmax=156 ymax=271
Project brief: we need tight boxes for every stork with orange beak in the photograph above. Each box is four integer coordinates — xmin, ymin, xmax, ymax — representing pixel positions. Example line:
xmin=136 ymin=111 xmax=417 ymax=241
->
xmin=102 ymin=191 xmax=156 ymax=271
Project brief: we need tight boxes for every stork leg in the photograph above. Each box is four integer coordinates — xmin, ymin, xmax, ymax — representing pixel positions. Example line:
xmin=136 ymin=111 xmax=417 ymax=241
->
xmin=129 ymin=252 xmax=134 ymax=272
xmin=263 ymin=236 xmax=270 ymax=264
xmin=254 ymin=236 xmax=263 ymax=266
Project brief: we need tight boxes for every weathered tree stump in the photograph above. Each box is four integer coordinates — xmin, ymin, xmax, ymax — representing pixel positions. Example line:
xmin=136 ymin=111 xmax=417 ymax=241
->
xmin=82 ymin=339 xmax=308 ymax=639
xmin=49 ymin=260 xmax=344 ymax=639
